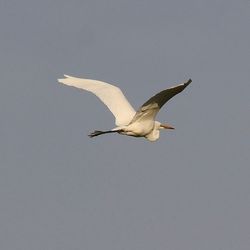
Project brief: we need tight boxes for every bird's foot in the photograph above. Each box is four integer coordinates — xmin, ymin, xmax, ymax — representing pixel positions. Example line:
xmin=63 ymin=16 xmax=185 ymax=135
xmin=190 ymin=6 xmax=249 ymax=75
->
xmin=88 ymin=130 xmax=105 ymax=138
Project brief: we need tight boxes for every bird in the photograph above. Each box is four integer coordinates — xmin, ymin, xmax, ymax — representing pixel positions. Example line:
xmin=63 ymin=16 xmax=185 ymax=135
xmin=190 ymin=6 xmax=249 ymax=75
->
xmin=58 ymin=75 xmax=191 ymax=142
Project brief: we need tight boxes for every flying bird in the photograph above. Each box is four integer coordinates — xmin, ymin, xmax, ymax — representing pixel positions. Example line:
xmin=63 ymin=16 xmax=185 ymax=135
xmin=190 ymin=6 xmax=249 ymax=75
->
xmin=58 ymin=75 xmax=191 ymax=142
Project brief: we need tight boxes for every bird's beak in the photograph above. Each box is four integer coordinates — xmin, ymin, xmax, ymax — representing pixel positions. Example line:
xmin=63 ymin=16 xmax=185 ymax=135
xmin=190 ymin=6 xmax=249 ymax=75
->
xmin=160 ymin=123 xmax=175 ymax=130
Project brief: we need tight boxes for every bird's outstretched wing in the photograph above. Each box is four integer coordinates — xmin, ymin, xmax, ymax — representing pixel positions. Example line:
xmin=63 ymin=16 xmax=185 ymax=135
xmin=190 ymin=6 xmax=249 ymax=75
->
xmin=58 ymin=75 xmax=136 ymax=126
xmin=130 ymin=79 xmax=192 ymax=123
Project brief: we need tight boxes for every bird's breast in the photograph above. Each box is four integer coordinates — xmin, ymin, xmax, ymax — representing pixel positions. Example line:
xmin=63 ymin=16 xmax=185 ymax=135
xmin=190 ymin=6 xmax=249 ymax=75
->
xmin=123 ymin=120 xmax=155 ymax=136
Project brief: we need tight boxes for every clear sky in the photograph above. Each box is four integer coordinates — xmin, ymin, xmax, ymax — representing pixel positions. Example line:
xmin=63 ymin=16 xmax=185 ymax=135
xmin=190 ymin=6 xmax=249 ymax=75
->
xmin=0 ymin=0 xmax=250 ymax=249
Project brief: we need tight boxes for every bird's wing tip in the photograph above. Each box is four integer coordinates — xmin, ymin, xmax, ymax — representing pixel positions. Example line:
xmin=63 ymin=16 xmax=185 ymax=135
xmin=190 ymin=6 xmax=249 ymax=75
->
xmin=64 ymin=74 xmax=72 ymax=78
xmin=171 ymin=78 xmax=192 ymax=89
xmin=182 ymin=78 xmax=192 ymax=87
xmin=57 ymin=74 xmax=74 ymax=84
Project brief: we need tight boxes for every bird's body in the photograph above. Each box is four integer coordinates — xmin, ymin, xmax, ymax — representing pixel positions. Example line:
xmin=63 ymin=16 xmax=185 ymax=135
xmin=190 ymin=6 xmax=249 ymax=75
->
xmin=117 ymin=119 xmax=156 ymax=137
xmin=58 ymin=75 xmax=191 ymax=142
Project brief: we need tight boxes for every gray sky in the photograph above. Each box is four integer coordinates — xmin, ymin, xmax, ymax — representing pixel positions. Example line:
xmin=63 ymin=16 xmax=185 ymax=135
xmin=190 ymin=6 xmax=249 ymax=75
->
xmin=0 ymin=0 xmax=250 ymax=249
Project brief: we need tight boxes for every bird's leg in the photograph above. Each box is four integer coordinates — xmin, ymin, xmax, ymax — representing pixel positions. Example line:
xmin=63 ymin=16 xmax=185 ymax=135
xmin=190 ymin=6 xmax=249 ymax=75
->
xmin=88 ymin=129 xmax=123 ymax=138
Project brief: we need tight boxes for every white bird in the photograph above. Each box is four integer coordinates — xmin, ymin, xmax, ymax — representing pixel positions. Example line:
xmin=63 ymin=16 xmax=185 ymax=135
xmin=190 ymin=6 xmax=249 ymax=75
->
xmin=58 ymin=75 xmax=191 ymax=142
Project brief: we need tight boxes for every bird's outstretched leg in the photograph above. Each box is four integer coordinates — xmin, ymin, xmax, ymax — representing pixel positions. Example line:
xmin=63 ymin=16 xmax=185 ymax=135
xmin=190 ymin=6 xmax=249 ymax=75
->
xmin=88 ymin=129 xmax=122 ymax=138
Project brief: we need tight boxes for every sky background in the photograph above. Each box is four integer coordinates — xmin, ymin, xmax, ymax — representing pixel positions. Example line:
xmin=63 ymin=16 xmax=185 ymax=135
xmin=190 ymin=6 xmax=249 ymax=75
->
xmin=0 ymin=0 xmax=250 ymax=249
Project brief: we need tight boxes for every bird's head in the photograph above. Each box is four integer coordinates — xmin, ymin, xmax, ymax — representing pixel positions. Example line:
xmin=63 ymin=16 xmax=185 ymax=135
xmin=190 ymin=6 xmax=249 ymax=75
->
xmin=159 ymin=123 xmax=175 ymax=130
xmin=155 ymin=121 xmax=175 ymax=130
xmin=145 ymin=121 xmax=175 ymax=141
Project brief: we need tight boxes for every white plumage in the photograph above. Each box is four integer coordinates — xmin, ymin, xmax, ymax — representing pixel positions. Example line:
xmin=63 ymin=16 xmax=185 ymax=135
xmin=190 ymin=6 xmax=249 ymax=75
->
xmin=58 ymin=75 xmax=191 ymax=142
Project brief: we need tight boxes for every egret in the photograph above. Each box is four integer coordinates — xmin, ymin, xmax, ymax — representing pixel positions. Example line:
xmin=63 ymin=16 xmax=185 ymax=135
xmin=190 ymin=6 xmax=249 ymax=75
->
xmin=58 ymin=75 xmax=191 ymax=142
